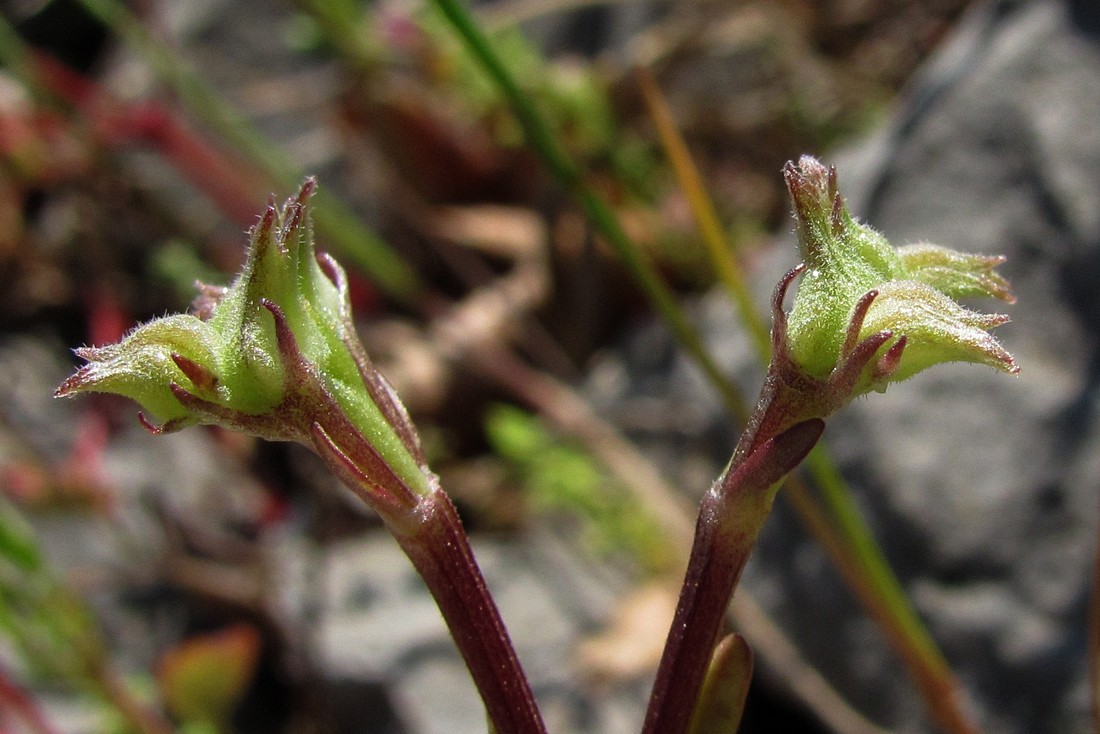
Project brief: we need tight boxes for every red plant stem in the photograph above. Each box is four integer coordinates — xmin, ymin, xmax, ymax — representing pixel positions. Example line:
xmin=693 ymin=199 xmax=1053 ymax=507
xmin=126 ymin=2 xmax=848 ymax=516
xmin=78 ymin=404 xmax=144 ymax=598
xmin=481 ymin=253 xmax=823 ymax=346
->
xmin=31 ymin=52 xmax=268 ymax=225
xmin=392 ymin=487 xmax=547 ymax=734
xmin=0 ymin=664 xmax=62 ymax=734
xmin=642 ymin=419 xmax=824 ymax=734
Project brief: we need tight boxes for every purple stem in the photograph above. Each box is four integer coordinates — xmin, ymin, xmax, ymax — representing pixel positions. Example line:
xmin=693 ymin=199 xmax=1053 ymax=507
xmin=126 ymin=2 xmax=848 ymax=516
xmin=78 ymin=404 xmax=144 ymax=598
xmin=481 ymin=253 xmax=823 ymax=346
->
xmin=393 ymin=486 xmax=548 ymax=734
xmin=642 ymin=419 xmax=824 ymax=734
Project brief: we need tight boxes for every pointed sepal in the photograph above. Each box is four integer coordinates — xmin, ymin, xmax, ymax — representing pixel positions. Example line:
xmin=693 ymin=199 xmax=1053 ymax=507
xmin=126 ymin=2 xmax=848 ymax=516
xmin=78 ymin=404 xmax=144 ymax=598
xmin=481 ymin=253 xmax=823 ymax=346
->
xmin=56 ymin=179 xmax=432 ymax=505
xmin=777 ymin=155 xmax=1016 ymax=401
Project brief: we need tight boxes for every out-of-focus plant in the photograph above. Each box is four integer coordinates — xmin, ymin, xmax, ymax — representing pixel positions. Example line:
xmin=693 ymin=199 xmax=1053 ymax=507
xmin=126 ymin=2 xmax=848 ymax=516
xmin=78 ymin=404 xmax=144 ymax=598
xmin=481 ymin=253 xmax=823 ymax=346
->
xmin=296 ymin=0 xmax=660 ymax=199
xmin=486 ymin=403 xmax=675 ymax=574
xmin=156 ymin=626 xmax=262 ymax=734
xmin=0 ymin=496 xmax=175 ymax=734
xmin=416 ymin=8 xmax=653 ymax=189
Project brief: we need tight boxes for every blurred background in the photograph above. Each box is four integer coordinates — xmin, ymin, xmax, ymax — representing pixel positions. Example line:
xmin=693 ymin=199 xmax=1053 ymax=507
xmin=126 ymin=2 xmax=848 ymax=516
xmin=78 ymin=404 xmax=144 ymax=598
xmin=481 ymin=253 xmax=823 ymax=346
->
xmin=1 ymin=0 xmax=1098 ymax=732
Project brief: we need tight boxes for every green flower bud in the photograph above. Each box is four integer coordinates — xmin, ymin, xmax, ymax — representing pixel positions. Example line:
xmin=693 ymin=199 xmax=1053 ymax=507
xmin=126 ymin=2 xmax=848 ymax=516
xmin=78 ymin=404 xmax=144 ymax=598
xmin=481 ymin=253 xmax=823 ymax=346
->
xmin=61 ymin=315 xmax=220 ymax=427
xmin=781 ymin=156 xmax=1017 ymax=392
xmin=57 ymin=180 xmax=430 ymax=507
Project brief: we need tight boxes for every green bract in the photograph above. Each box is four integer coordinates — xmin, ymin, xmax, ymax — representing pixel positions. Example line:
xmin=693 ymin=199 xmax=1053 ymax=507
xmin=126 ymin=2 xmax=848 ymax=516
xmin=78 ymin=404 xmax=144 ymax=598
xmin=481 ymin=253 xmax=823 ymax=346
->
xmin=56 ymin=180 xmax=430 ymax=503
xmin=782 ymin=156 xmax=1017 ymax=391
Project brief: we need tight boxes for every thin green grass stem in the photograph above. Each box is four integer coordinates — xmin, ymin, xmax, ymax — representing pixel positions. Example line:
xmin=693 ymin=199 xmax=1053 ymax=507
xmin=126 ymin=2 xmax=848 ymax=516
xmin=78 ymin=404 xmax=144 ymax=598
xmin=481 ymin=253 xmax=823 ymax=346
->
xmin=803 ymin=447 xmax=980 ymax=734
xmin=805 ymin=447 xmax=946 ymax=669
xmin=779 ymin=472 xmax=979 ymax=734
xmin=427 ymin=0 xmax=747 ymax=420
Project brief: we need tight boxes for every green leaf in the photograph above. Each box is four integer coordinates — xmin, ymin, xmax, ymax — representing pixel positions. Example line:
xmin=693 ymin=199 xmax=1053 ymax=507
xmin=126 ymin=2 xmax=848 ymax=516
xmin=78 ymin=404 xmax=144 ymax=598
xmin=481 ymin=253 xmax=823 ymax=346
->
xmin=0 ymin=498 xmax=41 ymax=572
xmin=158 ymin=625 xmax=262 ymax=728
xmin=688 ymin=634 xmax=754 ymax=734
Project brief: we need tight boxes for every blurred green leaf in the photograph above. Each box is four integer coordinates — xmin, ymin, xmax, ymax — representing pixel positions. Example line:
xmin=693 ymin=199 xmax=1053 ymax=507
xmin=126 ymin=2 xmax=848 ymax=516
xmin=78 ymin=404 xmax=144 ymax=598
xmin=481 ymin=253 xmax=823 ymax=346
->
xmin=0 ymin=497 xmax=42 ymax=572
xmin=486 ymin=404 xmax=673 ymax=573
xmin=158 ymin=625 xmax=262 ymax=730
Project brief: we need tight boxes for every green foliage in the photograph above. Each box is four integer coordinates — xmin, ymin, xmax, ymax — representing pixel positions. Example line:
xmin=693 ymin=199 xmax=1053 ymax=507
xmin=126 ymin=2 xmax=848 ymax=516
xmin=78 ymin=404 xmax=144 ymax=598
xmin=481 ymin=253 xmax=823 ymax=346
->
xmin=0 ymin=499 xmax=40 ymax=572
xmin=149 ymin=240 xmax=228 ymax=304
xmin=0 ymin=497 xmax=102 ymax=686
xmin=485 ymin=404 xmax=673 ymax=574
xmin=157 ymin=626 xmax=262 ymax=733
xmin=413 ymin=4 xmax=658 ymax=196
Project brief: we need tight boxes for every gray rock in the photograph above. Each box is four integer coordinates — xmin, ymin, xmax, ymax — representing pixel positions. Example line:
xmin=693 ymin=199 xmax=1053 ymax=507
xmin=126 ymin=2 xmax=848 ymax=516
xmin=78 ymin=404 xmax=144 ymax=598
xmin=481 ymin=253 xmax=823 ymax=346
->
xmin=310 ymin=530 xmax=648 ymax=733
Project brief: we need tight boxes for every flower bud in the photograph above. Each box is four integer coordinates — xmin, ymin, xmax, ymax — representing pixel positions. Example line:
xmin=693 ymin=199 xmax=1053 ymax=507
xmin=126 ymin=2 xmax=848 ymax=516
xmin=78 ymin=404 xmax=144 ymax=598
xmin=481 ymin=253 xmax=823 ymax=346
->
xmin=57 ymin=180 xmax=430 ymax=507
xmin=781 ymin=156 xmax=1017 ymax=394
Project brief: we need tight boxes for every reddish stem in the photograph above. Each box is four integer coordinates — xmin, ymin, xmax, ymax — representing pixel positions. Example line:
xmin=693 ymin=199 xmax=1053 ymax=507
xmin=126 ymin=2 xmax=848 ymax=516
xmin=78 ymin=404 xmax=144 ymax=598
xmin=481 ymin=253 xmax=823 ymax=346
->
xmin=642 ymin=419 xmax=824 ymax=734
xmin=393 ymin=487 xmax=547 ymax=734
xmin=0 ymin=664 xmax=62 ymax=734
xmin=31 ymin=52 xmax=268 ymax=225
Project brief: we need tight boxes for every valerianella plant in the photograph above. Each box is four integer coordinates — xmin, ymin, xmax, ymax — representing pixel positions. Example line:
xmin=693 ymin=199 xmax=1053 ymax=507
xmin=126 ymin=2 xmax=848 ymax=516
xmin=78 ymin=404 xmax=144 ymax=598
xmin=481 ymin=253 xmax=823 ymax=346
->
xmin=56 ymin=180 xmax=547 ymax=734
xmin=733 ymin=156 xmax=1017 ymax=460
xmin=641 ymin=155 xmax=1016 ymax=734
xmin=783 ymin=155 xmax=1015 ymax=388
xmin=56 ymin=179 xmax=430 ymax=511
